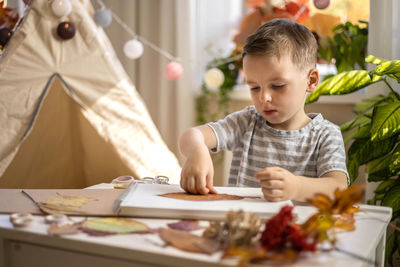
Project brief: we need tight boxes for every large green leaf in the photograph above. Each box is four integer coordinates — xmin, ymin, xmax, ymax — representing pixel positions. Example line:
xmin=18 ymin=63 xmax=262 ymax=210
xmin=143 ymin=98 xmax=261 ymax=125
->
xmin=340 ymin=114 xmax=371 ymax=132
xmin=365 ymin=55 xmax=388 ymax=65
xmin=348 ymin=136 xmax=397 ymax=183
xmin=374 ymin=179 xmax=397 ymax=194
xmin=306 ymin=70 xmax=383 ymax=104
xmin=344 ymin=124 xmax=372 ymax=145
xmin=353 ymin=95 xmax=390 ymax=114
xmin=347 ymin=158 xmax=360 ymax=184
xmin=366 ymin=153 xmax=392 ymax=176
xmin=352 ymin=124 xmax=371 ymax=139
xmin=348 ymin=136 xmax=397 ymax=165
xmin=371 ymin=102 xmax=400 ymax=141
xmin=368 ymin=173 xmax=390 ymax=182
xmin=382 ymin=185 xmax=400 ymax=214
xmin=373 ymin=60 xmax=400 ymax=83
xmin=389 ymin=151 xmax=400 ymax=175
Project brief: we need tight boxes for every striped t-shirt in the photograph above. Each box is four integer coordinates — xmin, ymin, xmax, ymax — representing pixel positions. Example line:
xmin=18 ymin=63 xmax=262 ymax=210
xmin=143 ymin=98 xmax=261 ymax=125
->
xmin=208 ymin=106 xmax=349 ymax=187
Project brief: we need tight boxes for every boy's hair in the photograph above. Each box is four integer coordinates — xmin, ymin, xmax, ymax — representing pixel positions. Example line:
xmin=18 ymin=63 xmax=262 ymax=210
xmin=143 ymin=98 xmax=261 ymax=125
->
xmin=242 ymin=19 xmax=317 ymax=71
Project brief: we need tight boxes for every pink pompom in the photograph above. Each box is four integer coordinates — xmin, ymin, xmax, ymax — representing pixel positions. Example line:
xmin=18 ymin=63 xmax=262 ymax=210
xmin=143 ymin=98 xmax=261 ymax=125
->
xmin=165 ymin=61 xmax=184 ymax=81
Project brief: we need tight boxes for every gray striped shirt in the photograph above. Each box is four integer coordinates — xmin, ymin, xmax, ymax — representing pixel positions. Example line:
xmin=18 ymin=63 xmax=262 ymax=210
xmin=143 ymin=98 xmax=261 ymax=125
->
xmin=208 ymin=106 xmax=349 ymax=187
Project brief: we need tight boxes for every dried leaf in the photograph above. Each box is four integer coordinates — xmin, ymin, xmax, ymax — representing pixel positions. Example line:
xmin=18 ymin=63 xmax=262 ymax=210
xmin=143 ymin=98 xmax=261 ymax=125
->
xmin=158 ymin=192 xmax=244 ymax=201
xmin=38 ymin=194 xmax=98 ymax=214
xmin=264 ymin=249 xmax=298 ymax=263
xmin=307 ymin=193 xmax=332 ymax=211
xmin=45 ymin=194 xmax=98 ymax=207
xmin=81 ymin=218 xmax=150 ymax=236
xmin=47 ymin=221 xmax=84 ymax=236
xmin=334 ymin=214 xmax=356 ymax=231
xmin=302 ymin=185 xmax=365 ymax=245
xmin=167 ymin=220 xmax=202 ymax=231
xmin=159 ymin=228 xmax=220 ymax=254
xmin=223 ymin=245 xmax=266 ymax=266
xmin=332 ymin=185 xmax=366 ymax=215
xmin=307 ymin=185 xmax=366 ymax=215
xmin=39 ymin=202 xmax=86 ymax=215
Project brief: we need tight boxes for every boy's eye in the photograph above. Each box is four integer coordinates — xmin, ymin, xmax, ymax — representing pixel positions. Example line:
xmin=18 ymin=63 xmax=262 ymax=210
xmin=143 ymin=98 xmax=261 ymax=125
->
xmin=271 ymin=84 xmax=286 ymax=89
xmin=250 ymin=86 xmax=260 ymax=91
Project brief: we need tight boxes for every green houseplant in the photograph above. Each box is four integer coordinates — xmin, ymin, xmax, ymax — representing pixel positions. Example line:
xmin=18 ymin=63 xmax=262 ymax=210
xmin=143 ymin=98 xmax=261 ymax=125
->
xmin=306 ymin=55 xmax=400 ymax=266
xmin=318 ymin=21 xmax=368 ymax=74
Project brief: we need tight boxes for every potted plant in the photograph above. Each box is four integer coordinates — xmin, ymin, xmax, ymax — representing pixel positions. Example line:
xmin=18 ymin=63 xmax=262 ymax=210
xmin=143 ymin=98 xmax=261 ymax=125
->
xmin=306 ymin=55 xmax=400 ymax=266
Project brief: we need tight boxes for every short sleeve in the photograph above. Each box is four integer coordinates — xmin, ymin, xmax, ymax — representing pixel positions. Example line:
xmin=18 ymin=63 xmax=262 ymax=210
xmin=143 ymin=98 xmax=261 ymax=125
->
xmin=207 ymin=106 xmax=254 ymax=152
xmin=317 ymin=124 xmax=349 ymax=184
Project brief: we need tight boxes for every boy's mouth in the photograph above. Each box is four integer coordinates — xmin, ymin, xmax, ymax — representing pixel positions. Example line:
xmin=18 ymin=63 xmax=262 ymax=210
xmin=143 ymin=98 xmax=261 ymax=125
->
xmin=263 ymin=109 xmax=277 ymax=115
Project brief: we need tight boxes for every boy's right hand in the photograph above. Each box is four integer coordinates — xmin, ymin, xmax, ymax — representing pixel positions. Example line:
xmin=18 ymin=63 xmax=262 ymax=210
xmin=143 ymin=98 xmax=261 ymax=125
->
xmin=180 ymin=147 xmax=217 ymax=195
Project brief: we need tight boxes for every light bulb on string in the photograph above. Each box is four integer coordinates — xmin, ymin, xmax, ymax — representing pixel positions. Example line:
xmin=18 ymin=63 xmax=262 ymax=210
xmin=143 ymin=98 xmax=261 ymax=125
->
xmin=57 ymin=21 xmax=76 ymax=40
xmin=165 ymin=61 xmax=184 ymax=81
xmin=313 ymin=0 xmax=330 ymax=9
xmin=123 ymin=39 xmax=144 ymax=59
xmin=204 ymin=68 xmax=224 ymax=90
xmin=93 ymin=8 xmax=112 ymax=27
xmin=51 ymin=0 xmax=72 ymax=17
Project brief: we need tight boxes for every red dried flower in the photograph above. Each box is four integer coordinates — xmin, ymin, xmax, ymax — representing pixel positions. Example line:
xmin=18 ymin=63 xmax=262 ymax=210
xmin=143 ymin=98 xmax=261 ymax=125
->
xmin=260 ymin=205 xmax=316 ymax=252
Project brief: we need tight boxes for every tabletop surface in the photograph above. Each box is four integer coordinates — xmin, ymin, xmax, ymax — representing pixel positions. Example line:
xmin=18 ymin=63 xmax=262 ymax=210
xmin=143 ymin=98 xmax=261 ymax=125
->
xmin=0 ymin=202 xmax=392 ymax=267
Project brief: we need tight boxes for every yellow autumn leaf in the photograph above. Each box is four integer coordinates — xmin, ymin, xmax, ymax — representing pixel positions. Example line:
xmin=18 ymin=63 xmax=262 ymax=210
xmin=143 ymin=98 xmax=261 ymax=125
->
xmin=39 ymin=202 xmax=85 ymax=214
xmin=82 ymin=217 xmax=150 ymax=234
xmin=43 ymin=194 xmax=98 ymax=207
xmin=223 ymin=245 xmax=266 ymax=266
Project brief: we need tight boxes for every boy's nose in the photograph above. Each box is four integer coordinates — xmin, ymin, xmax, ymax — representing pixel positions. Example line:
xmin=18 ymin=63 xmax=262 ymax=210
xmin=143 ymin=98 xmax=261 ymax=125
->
xmin=259 ymin=90 xmax=272 ymax=103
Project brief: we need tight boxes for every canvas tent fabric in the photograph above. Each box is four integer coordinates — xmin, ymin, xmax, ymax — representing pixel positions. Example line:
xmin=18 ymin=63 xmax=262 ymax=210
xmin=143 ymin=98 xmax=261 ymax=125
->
xmin=0 ymin=0 xmax=182 ymax=188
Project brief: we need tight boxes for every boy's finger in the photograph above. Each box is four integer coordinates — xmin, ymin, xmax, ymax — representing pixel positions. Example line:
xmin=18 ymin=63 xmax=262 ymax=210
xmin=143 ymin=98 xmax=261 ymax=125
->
xmin=262 ymin=188 xmax=283 ymax=198
xmin=187 ymin=176 xmax=197 ymax=194
xmin=256 ymin=175 xmax=283 ymax=181
xmin=196 ymin=175 xmax=209 ymax=195
xmin=206 ymin=174 xmax=218 ymax=194
xmin=180 ymin=173 xmax=187 ymax=191
xmin=260 ymin=179 xmax=284 ymax=189
xmin=255 ymin=169 xmax=272 ymax=178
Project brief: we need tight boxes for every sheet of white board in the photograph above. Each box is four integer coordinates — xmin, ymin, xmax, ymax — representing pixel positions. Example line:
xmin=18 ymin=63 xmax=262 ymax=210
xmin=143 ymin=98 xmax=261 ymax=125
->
xmin=117 ymin=184 xmax=294 ymax=220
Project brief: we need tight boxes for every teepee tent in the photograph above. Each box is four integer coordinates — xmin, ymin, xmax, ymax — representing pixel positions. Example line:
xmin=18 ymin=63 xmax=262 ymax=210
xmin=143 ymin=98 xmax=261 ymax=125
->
xmin=0 ymin=0 xmax=181 ymax=188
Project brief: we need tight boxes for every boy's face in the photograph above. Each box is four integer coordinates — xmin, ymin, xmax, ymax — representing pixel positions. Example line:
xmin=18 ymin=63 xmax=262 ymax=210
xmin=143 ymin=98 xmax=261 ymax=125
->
xmin=243 ymin=53 xmax=318 ymax=130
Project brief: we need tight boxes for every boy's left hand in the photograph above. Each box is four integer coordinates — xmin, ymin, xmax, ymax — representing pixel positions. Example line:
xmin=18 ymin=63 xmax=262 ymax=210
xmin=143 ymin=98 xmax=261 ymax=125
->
xmin=255 ymin=167 xmax=300 ymax=202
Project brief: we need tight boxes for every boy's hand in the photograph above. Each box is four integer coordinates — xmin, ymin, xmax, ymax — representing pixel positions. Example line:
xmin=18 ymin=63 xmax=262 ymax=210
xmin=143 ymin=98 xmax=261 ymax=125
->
xmin=180 ymin=147 xmax=217 ymax=195
xmin=255 ymin=167 xmax=300 ymax=201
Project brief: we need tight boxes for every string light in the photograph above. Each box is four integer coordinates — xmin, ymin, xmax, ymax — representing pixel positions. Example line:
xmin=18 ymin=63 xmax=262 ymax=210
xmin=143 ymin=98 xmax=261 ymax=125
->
xmin=93 ymin=8 xmax=112 ymax=27
xmin=204 ymin=68 xmax=224 ymax=90
xmin=123 ymin=39 xmax=144 ymax=59
xmin=165 ymin=61 xmax=184 ymax=81
xmin=94 ymin=0 xmax=176 ymax=62
xmin=93 ymin=0 xmax=239 ymax=82
xmin=52 ymin=0 xmax=72 ymax=17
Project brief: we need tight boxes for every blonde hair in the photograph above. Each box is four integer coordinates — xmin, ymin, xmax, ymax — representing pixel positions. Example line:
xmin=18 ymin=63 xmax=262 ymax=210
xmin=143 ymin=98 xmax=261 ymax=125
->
xmin=242 ymin=19 xmax=317 ymax=71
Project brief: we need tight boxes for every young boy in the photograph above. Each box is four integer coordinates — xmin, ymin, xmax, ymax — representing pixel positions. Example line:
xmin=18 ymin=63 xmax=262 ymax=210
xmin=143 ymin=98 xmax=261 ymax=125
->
xmin=179 ymin=19 xmax=348 ymax=202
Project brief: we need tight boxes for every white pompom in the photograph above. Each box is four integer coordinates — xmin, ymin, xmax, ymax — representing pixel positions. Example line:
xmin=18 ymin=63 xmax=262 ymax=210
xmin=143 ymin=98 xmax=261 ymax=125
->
xmin=51 ymin=0 xmax=72 ymax=17
xmin=123 ymin=39 xmax=144 ymax=59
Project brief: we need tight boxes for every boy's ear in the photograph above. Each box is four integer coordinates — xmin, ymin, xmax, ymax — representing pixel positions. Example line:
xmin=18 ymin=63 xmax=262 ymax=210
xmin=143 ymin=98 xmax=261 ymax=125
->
xmin=306 ymin=69 xmax=319 ymax=93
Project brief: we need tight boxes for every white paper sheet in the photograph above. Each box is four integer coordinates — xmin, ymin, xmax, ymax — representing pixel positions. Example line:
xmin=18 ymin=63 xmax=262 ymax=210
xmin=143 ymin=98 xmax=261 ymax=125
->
xmin=117 ymin=184 xmax=294 ymax=220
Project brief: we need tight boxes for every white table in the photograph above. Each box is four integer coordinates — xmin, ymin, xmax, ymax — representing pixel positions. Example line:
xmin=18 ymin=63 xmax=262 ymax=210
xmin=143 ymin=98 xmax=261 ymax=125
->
xmin=0 ymin=203 xmax=392 ymax=267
